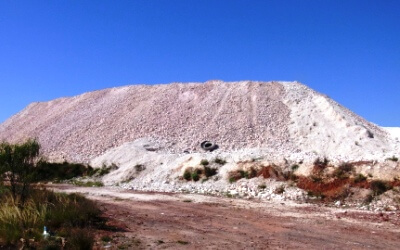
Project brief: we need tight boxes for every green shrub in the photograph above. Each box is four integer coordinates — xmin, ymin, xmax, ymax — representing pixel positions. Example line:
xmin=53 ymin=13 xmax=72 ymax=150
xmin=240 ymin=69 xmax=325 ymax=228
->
xmin=0 ymin=140 xmax=103 ymax=248
xmin=314 ymin=157 xmax=329 ymax=167
xmin=339 ymin=163 xmax=353 ymax=172
xmin=35 ymin=160 xmax=91 ymax=181
xmin=291 ymin=164 xmax=299 ymax=171
xmin=0 ymin=139 xmax=40 ymax=206
xmin=387 ymin=156 xmax=398 ymax=162
xmin=283 ymin=171 xmax=298 ymax=181
xmin=183 ymin=171 xmax=192 ymax=181
xmin=191 ymin=172 xmax=200 ymax=182
xmin=214 ymin=158 xmax=227 ymax=165
xmin=227 ymin=168 xmax=257 ymax=183
xmin=204 ymin=166 xmax=217 ymax=177
xmin=258 ymin=184 xmax=267 ymax=190
xmin=312 ymin=157 xmax=329 ymax=176
xmin=200 ymin=159 xmax=209 ymax=166
xmin=311 ymin=175 xmax=322 ymax=182
xmin=370 ymin=180 xmax=391 ymax=196
xmin=354 ymin=174 xmax=367 ymax=183
xmin=98 ymin=163 xmax=118 ymax=176
xmin=184 ymin=166 xmax=217 ymax=181
xmin=332 ymin=163 xmax=354 ymax=179
xmin=239 ymin=170 xmax=248 ymax=179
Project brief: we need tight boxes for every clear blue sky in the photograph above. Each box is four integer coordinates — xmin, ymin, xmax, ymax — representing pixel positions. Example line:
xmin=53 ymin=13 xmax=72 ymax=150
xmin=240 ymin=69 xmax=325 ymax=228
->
xmin=0 ymin=1 xmax=399 ymax=126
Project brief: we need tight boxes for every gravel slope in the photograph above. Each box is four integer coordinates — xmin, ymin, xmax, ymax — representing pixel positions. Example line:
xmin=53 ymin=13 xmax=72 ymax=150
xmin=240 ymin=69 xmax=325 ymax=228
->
xmin=0 ymin=80 xmax=398 ymax=164
xmin=2 ymin=80 xmax=400 ymax=196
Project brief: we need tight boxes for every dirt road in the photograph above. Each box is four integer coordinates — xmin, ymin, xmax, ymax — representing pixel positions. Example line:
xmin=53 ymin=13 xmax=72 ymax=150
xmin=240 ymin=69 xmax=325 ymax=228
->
xmin=50 ymin=185 xmax=400 ymax=249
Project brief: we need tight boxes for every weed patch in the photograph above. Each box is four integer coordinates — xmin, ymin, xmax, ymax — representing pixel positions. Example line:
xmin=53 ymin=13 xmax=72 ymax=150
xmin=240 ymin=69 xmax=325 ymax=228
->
xmin=228 ymin=165 xmax=284 ymax=183
xmin=35 ymin=161 xmax=94 ymax=181
xmin=204 ymin=166 xmax=217 ymax=177
xmin=386 ymin=156 xmax=398 ymax=162
xmin=191 ymin=171 xmax=200 ymax=182
xmin=214 ymin=158 xmax=227 ymax=165
xmin=183 ymin=164 xmax=218 ymax=181
xmin=72 ymin=180 xmax=104 ymax=187
xmin=258 ymin=184 xmax=267 ymax=190
xmin=291 ymin=164 xmax=299 ymax=171
xmin=370 ymin=180 xmax=391 ymax=196
xmin=0 ymin=188 xmax=104 ymax=248
xmin=200 ymin=159 xmax=209 ymax=166
xmin=98 ymin=163 xmax=118 ymax=176
xmin=183 ymin=170 xmax=192 ymax=181
xmin=312 ymin=157 xmax=329 ymax=175
xmin=354 ymin=174 xmax=367 ymax=183
xmin=332 ymin=163 xmax=354 ymax=179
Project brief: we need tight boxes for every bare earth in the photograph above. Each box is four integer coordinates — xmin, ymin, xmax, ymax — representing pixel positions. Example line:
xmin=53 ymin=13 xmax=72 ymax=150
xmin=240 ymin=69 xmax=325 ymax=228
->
xmin=50 ymin=185 xmax=400 ymax=249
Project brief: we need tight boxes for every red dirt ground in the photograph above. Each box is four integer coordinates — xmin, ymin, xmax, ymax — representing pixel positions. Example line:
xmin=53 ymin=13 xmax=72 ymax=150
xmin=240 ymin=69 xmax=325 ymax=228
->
xmin=50 ymin=185 xmax=400 ymax=249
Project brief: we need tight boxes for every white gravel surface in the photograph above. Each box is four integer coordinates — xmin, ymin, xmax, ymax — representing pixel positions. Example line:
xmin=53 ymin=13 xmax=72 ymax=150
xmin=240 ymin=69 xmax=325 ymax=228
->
xmin=1 ymin=81 xmax=399 ymax=197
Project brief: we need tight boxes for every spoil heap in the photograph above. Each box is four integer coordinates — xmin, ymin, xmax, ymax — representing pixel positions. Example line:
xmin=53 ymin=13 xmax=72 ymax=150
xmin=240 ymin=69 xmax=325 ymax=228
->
xmin=0 ymin=81 xmax=398 ymax=163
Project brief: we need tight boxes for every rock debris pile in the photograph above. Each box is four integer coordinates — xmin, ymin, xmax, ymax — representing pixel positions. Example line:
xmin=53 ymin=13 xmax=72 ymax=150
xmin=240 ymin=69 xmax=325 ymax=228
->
xmin=1 ymin=80 xmax=400 ymax=206
xmin=0 ymin=80 xmax=398 ymax=164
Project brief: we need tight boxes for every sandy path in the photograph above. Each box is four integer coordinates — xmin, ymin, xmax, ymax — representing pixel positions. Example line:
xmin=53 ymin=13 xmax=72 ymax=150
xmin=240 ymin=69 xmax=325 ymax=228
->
xmin=50 ymin=185 xmax=400 ymax=249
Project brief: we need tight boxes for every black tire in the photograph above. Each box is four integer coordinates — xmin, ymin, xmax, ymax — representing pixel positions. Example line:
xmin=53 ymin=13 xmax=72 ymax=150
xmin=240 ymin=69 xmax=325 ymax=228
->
xmin=201 ymin=141 xmax=217 ymax=151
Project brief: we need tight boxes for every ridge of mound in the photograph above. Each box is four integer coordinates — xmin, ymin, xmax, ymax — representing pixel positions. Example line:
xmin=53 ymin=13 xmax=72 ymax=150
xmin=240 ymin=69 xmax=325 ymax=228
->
xmin=0 ymin=80 xmax=398 ymax=163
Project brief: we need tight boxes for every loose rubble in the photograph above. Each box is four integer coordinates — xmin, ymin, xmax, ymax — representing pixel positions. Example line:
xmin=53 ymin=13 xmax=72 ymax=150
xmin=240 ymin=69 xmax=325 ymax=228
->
xmin=1 ymin=80 xmax=400 ymax=210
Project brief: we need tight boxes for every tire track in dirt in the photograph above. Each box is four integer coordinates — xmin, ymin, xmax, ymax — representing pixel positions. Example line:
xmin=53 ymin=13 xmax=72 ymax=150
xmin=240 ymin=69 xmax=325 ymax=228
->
xmin=210 ymin=83 xmax=232 ymax=127
xmin=248 ymin=81 xmax=258 ymax=129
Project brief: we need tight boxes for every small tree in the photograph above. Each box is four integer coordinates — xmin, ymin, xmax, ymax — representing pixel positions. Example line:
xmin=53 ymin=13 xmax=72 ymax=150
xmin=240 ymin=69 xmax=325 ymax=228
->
xmin=0 ymin=139 xmax=40 ymax=206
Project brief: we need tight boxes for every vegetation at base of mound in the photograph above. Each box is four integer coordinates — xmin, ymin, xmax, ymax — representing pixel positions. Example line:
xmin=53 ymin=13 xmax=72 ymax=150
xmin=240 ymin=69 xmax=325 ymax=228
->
xmin=183 ymin=165 xmax=218 ymax=182
xmin=228 ymin=165 xmax=284 ymax=183
xmin=35 ymin=160 xmax=95 ymax=182
xmin=0 ymin=139 xmax=106 ymax=249
xmin=227 ymin=160 xmax=400 ymax=202
xmin=214 ymin=158 xmax=227 ymax=165
xmin=0 ymin=139 xmax=113 ymax=186
xmin=386 ymin=156 xmax=398 ymax=162
xmin=200 ymin=159 xmax=209 ymax=166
